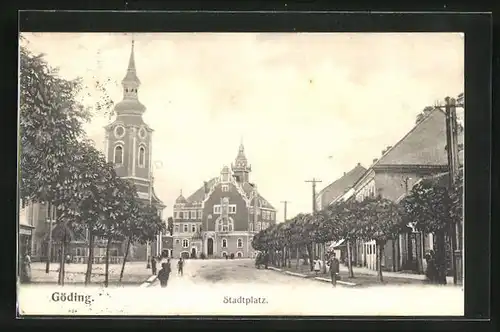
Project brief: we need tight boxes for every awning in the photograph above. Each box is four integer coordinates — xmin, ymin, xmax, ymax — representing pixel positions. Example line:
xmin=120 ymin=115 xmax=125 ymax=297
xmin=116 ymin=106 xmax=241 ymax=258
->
xmin=328 ymin=239 xmax=345 ymax=249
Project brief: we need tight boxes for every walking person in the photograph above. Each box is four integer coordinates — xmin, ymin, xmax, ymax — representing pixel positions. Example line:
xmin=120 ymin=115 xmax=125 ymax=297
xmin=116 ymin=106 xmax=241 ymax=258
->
xmin=177 ymin=257 xmax=184 ymax=276
xmin=327 ymin=252 xmax=340 ymax=287
xmin=313 ymin=256 xmax=322 ymax=275
xmin=157 ymin=259 xmax=171 ymax=288
xmin=151 ymin=255 xmax=158 ymax=276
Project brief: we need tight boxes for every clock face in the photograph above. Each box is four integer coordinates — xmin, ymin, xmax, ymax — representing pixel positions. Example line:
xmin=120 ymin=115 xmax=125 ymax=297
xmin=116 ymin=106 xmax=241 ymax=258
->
xmin=114 ymin=125 xmax=125 ymax=138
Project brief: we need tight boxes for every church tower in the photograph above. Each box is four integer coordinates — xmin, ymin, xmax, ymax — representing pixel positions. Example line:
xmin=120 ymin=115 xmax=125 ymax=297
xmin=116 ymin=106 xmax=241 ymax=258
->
xmin=103 ymin=39 xmax=163 ymax=205
xmin=231 ymin=141 xmax=252 ymax=184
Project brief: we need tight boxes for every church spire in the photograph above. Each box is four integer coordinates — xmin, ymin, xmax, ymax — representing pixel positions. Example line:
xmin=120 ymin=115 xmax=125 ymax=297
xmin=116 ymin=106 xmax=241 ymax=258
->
xmin=122 ymin=39 xmax=141 ymax=85
xmin=114 ymin=37 xmax=146 ymax=115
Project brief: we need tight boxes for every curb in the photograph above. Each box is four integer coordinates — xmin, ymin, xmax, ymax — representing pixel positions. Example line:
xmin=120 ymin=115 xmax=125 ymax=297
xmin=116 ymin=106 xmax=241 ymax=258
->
xmin=139 ymin=275 xmax=157 ymax=288
xmin=314 ymin=276 xmax=356 ymax=286
xmin=268 ymin=266 xmax=357 ymax=286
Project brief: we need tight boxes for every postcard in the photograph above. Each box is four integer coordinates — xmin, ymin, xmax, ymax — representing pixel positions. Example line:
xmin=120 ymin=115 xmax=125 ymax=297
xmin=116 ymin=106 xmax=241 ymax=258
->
xmin=18 ymin=32 xmax=464 ymax=316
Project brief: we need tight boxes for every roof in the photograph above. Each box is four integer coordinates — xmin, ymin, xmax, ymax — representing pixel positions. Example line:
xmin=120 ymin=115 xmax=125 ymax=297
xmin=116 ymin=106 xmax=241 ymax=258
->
xmin=317 ymin=164 xmax=367 ymax=208
xmin=122 ymin=41 xmax=141 ymax=84
xmin=375 ymin=108 xmax=464 ymax=167
xmin=181 ymin=177 xmax=275 ymax=210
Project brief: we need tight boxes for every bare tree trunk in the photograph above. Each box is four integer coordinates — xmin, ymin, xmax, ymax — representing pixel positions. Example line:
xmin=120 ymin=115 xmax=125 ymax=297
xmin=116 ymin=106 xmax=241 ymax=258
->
xmin=287 ymin=247 xmax=291 ymax=268
xmin=347 ymin=240 xmax=354 ymax=278
xmin=306 ymin=243 xmax=314 ymax=271
xmin=104 ymin=236 xmax=112 ymax=287
xmin=85 ymin=229 xmax=95 ymax=285
xmin=295 ymin=246 xmax=299 ymax=269
xmin=45 ymin=202 xmax=53 ymax=273
xmin=392 ymin=240 xmax=397 ymax=272
xmin=435 ymin=229 xmax=447 ymax=285
xmin=58 ymin=240 xmax=65 ymax=285
xmin=119 ymin=237 xmax=132 ymax=283
xmin=377 ymin=241 xmax=384 ymax=282
xmin=321 ymin=243 xmax=327 ymax=274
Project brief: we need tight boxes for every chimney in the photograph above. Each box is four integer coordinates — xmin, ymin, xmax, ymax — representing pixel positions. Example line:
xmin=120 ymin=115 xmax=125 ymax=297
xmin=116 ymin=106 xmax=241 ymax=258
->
xmin=373 ymin=158 xmax=378 ymax=164
xmin=203 ymin=181 xmax=208 ymax=194
xmin=386 ymin=145 xmax=392 ymax=151
xmin=343 ymin=172 xmax=346 ymax=176
xmin=357 ymin=162 xmax=361 ymax=166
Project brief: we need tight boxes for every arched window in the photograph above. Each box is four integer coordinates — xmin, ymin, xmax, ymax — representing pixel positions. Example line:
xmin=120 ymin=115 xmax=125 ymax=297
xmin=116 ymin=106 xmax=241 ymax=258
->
xmin=237 ymin=252 xmax=243 ymax=258
xmin=138 ymin=146 xmax=146 ymax=167
xmin=217 ymin=218 xmax=234 ymax=232
xmin=222 ymin=239 xmax=227 ymax=248
xmin=182 ymin=239 xmax=189 ymax=248
xmin=114 ymin=145 xmax=123 ymax=164
xmin=237 ymin=238 xmax=243 ymax=248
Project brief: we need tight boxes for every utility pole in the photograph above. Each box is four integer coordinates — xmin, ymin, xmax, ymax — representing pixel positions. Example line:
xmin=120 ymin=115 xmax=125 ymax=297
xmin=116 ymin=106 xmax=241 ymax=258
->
xmin=305 ymin=178 xmax=322 ymax=214
xmin=305 ymin=178 xmax=322 ymax=260
xmin=444 ymin=96 xmax=460 ymax=285
xmin=280 ymin=200 xmax=290 ymax=223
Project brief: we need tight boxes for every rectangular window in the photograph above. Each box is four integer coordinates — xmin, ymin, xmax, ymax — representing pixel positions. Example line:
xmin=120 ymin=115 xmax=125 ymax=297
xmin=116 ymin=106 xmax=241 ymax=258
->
xmin=190 ymin=211 xmax=196 ymax=219
xmin=191 ymin=224 xmax=196 ymax=233
xmin=228 ymin=205 xmax=236 ymax=214
xmin=256 ymin=222 xmax=261 ymax=231
xmin=178 ymin=212 xmax=183 ymax=219
xmin=183 ymin=212 xmax=189 ymax=220
xmin=174 ymin=211 xmax=179 ymax=219
xmin=174 ymin=225 xmax=179 ymax=234
xmin=175 ymin=239 xmax=180 ymax=245
xmin=213 ymin=205 xmax=221 ymax=214
xmin=222 ymin=184 xmax=229 ymax=192
xmin=183 ymin=224 xmax=188 ymax=232
xmin=197 ymin=210 xmax=203 ymax=219
xmin=249 ymin=223 xmax=254 ymax=232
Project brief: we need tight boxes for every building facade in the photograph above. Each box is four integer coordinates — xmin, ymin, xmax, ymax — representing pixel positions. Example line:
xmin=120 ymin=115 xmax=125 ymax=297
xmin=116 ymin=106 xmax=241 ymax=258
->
xmin=344 ymin=107 xmax=464 ymax=274
xmin=25 ymin=40 xmax=167 ymax=264
xmin=101 ymin=40 xmax=166 ymax=261
xmin=172 ymin=143 xmax=277 ymax=259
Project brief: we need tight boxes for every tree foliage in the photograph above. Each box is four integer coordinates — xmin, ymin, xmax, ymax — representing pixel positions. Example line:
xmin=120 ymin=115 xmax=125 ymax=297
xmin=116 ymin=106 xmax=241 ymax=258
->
xmin=19 ymin=46 xmax=90 ymax=204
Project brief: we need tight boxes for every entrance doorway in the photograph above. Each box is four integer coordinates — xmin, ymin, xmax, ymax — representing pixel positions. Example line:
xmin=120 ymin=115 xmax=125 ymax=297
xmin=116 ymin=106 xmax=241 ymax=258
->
xmin=207 ymin=238 xmax=214 ymax=256
xmin=191 ymin=247 xmax=197 ymax=258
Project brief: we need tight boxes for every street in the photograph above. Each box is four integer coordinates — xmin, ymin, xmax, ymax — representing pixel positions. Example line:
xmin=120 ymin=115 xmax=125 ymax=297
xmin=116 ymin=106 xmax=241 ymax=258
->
xmin=145 ymin=258 xmax=464 ymax=316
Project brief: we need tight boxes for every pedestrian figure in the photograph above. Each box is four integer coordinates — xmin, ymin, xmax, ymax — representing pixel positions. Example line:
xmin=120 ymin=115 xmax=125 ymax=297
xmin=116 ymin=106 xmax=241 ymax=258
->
xmin=327 ymin=252 xmax=340 ymax=287
xmin=151 ymin=256 xmax=158 ymax=275
xmin=157 ymin=260 xmax=171 ymax=288
xmin=425 ymin=250 xmax=438 ymax=284
xmin=177 ymin=257 xmax=184 ymax=276
xmin=21 ymin=252 xmax=31 ymax=284
xmin=314 ymin=256 xmax=322 ymax=275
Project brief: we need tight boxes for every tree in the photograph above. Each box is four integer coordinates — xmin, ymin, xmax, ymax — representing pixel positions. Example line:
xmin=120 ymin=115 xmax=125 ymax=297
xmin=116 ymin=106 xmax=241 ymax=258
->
xmin=19 ymin=46 xmax=90 ymax=273
xmin=54 ymin=140 xmax=116 ymax=285
xmin=167 ymin=217 xmax=174 ymax=236
xmin=401 ymin=171 xmax=462 ymax=285
xmin=325 ymin=199 xmax=366 ymax=278
xmin=360 ymin=197 xmax=404 ymax=282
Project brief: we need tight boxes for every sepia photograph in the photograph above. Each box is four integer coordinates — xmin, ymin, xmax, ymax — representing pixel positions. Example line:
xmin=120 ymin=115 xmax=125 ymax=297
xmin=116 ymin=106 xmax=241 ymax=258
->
xmin=18 ymin=32 xmax=464 ymax=316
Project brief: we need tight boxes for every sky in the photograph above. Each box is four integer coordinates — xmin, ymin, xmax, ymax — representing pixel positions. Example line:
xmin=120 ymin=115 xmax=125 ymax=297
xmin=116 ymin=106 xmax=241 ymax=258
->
xmin=20 ymin=32 xmax=464 ymax=222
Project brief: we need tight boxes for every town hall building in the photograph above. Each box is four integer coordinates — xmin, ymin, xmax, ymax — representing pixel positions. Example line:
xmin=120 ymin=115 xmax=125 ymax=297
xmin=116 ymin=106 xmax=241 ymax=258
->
xmin=172 ymin=143 xmax=277 ymax=259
